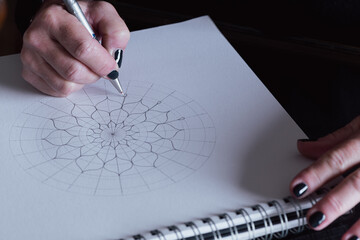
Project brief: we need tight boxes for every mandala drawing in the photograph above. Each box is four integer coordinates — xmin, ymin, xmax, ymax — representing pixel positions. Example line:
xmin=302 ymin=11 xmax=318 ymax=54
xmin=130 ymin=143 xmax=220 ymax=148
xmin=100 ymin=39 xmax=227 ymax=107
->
xmin=10 ymin=80 xmax=216 ymax=196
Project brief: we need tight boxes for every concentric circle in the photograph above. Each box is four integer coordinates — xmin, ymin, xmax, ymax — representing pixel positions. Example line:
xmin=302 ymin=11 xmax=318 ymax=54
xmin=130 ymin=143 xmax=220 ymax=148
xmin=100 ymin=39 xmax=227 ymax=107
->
xmin=10 ymin=80 xmax=216 ymax=196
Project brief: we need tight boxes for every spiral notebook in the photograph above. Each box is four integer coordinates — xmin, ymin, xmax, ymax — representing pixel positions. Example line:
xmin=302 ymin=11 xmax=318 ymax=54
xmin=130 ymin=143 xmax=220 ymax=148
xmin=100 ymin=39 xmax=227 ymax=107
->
xmin=0 ymin=16 xmax=314 ymax=240
xmin=122 ymin=189 xmax=331 ymax=240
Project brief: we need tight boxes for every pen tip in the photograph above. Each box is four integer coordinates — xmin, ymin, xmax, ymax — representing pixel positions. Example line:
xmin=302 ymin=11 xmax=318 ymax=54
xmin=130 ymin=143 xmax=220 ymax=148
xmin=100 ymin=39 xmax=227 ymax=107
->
xmin=109 ymin=78 xmax=124 ymax=95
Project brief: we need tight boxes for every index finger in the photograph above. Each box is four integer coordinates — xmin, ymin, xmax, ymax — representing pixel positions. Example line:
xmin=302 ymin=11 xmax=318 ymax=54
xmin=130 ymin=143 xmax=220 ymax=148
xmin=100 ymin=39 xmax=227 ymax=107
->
xmin=88 ymin=1 xmax=130 ymax=55
xmin=298 ymin=116 xmax=360 ymax=160
xmin=49 ymin=6 xmax=118 ymax=79
xmin=291 ymin=134 xmax=360 ymax=198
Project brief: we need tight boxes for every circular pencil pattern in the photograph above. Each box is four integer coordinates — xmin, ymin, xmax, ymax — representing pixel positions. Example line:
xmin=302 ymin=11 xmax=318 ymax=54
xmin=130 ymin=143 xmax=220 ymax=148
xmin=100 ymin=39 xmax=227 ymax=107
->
xmin=10 ymin=80 xmax=216 ymax=196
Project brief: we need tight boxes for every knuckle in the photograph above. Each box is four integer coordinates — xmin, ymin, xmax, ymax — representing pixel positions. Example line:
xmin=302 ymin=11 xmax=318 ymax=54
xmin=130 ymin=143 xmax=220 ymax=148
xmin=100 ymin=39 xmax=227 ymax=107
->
xmin=20 ymin=50 xmax=39 ymax=72
xmin=74 ymin=40 xmax=95 ymax=59
xmin=349 ymin=170 xmax=360 ymax=193
xmin=23 ymin=30 xmax=42 ymax=50
xmin=55 ymin=81 xmax=74 ymax=97
xmin=93 ymin=1 xmax=114 ymax=11
xmin=116 ymin=29 xmax=130 ymax=43
xmin=324 ymin=148 xmax=348 ymax=172
xmin=325 ymin=151 xmax=346 ymax=171
xmin=326 ymin=194 xmax=345 ymax=213
xmin=63 ymin=63 xmax=82 ymax=82
xmin=325 ymin=139 xmax=360 ymax=172
xmin=299 ymin=167 xmax=321 ymax=187
xmin=23 ymin=8 xmax=59 ymax=50
xmin=41 ymin=10 xmax=58 ymax=29
xmin=20 ymin=49 xmax=30 ymax=65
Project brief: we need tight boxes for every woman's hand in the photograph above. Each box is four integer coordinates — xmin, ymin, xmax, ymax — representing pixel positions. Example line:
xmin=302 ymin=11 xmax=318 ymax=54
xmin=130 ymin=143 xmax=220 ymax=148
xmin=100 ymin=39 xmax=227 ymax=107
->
xmin=290 ymin=116 xmax=360 ymax=240
xmin=20 ymin=0 xmax=130 ymax=97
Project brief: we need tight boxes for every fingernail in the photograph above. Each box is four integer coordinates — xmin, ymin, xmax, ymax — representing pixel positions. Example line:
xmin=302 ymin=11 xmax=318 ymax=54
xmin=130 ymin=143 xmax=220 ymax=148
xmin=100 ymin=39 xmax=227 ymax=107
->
xmin=308 ymin=211 xmax=326 ymax=228
xmin=114 ymin=49 xmax=123 ymax=68
xmin=348 ymin=236 xmax=360 ymax=240
xmin=293 ymin=182 xmax=308 ymax=197
xmin=107 ymin=70 xmax=119 ymax=80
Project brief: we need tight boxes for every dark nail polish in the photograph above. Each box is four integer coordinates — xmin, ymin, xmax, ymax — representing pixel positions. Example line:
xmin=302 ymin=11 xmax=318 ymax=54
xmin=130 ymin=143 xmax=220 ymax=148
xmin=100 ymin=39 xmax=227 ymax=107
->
xmin=308 ymin=211 xmax=325 ymax=228
xmin=114 ymin=49 xmax=123 ymax=68
xmin=293 ymin=182 xmax=308 ymax=197
xmin=107 ymin=70 xmax=119 ymax=80
xmin=348 ymin=235 xmax=360 ymax=240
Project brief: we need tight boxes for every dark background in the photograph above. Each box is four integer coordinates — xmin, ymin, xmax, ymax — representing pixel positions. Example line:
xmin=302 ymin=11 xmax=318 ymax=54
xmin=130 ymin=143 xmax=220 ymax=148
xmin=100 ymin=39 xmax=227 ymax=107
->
xmin=2 ymin=1 xmax=360 ymax=238
xmin=107 ymin=0 xmax=360 ymax=140
xmin=108 ymin=2 xmax=360 ymax=239
xmin=5 ymin=0 xmax=360 ymax=138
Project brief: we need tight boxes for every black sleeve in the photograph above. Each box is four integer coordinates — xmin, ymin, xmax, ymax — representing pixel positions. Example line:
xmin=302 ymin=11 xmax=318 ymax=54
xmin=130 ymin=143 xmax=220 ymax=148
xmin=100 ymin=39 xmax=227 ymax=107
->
xmin=15 ymin=0 xmax=44 ymax=35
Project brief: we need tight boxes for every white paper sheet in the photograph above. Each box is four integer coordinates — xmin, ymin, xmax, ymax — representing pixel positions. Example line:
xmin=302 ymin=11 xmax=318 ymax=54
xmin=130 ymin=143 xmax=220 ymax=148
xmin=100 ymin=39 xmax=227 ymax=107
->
xmin=0 ymin=16 xmax=311 ymax=240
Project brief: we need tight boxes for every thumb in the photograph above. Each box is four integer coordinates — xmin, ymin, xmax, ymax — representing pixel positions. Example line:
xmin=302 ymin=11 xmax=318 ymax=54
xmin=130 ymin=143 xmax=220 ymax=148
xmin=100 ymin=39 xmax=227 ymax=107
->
xmin=298 ymin=116 xmax=360 ymax=160
xmin=88 ymin=1 xmax=130 ymax=58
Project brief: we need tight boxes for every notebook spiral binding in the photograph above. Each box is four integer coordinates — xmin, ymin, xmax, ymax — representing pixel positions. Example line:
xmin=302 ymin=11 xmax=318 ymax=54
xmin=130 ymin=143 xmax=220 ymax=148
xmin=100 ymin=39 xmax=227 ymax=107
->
xmin=121 ymin=186 xmax=337 ymax=240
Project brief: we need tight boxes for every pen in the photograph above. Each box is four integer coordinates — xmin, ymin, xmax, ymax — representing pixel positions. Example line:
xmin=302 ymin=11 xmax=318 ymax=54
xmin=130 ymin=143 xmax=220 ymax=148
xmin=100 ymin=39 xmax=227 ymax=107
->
xmin=62 ymin=0 xmax=124 ymax=94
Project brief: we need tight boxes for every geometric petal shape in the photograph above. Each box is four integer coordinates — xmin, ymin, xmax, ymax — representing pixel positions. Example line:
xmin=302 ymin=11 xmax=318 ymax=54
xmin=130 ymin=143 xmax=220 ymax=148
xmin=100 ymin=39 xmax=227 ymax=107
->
xmin=10 ymin=80 xmax=216 ymax=196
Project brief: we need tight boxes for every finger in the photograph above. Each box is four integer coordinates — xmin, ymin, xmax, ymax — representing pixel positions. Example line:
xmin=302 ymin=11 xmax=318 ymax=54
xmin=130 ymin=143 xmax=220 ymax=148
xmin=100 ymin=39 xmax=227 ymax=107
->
xmin=22 ymin=67 xmax=59 ymax=96
xmin=291 ymin=134 xmax=360 ymax=198
xmin=46 ymin=5 xmax=118 ymax=79
xmin=23 ymin=24 xmax=99 ymax=85
xmin=88 ymin=1 xmax=130 ymax=55
xmin=298 ymin=117 xmax=360 ymax=159
xmin=34 ymin=53 xmax=84 ymax=96
xmin=306 ymin=169 xmax=360 ymax=231
xmin=297 ymin=139 xmax=338 ymax=160
xmin=21 ymin=49 xmax=83 ymax=97
xmin=44 ymin=41 xmax=99 ymax=84
xmin=342 ymin=218 xmax=360 ymax=240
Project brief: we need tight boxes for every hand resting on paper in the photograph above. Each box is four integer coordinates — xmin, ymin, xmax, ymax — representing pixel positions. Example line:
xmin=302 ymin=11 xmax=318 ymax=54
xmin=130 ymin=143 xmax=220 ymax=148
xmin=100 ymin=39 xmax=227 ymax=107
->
xmin=290 ymin=116 xmax=360 ymax=240
xmin=20 ymin=0 xmax=130 ymax=97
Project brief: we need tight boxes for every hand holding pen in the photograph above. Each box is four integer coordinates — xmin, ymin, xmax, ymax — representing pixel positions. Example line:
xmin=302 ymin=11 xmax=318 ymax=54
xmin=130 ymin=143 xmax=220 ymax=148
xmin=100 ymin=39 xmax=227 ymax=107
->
xmin=20 ymin=0 xmax=130 ymax=97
